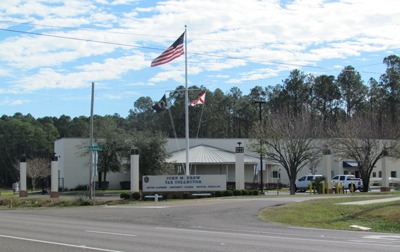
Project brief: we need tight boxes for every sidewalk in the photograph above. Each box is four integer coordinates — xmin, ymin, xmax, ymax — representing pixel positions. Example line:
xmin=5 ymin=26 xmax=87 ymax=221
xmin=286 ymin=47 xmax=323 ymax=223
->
xmin=338 ymin=197 xmax=400 ymax=205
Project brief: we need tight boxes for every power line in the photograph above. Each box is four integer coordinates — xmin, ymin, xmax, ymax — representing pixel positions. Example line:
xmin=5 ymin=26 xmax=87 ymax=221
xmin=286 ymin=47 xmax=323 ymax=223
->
xmin=0 ymin=28 xmax=398 ymax=77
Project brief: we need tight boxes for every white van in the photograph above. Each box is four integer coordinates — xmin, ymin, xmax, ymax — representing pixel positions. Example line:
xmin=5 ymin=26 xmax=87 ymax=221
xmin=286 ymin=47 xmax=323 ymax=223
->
xmin=295 ymin=175 xmax=323 ymax=192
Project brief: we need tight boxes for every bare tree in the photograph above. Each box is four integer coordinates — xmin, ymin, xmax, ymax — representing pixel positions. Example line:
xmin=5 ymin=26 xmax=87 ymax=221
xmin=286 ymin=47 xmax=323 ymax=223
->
xmin=248 ymin=110 xmax=323 ymax=195
xmin=15 ymin=157 xmax=51 ymax=191
xmin=327 ymin=114 xmax=400 ymax=191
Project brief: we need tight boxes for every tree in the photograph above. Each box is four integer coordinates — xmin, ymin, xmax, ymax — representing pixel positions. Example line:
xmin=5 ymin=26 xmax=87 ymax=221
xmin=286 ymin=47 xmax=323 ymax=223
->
xmin=94 ymin=117 xmax=130 ymax=190
xmin=380 ymin=55 xmax=400 ymax=123
xmin=15 ymin=158 xmax=51 ymax=191
xmin=311 ymin=75 xmax=341 ymax=125
xmin=129 ymin=130 xmax=172 ymax=177
xmin=337 ymin=66 xmax=368 ymax=116
xmin=248 ymin=110 xmax=322 ymax=195
xmin=327 ymin=114 xmax=400 ymax=191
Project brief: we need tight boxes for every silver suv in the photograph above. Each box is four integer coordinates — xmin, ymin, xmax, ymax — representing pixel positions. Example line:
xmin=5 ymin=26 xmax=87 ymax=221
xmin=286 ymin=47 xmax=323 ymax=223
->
xmin=295 ymin=175 xmax=323 ymax=192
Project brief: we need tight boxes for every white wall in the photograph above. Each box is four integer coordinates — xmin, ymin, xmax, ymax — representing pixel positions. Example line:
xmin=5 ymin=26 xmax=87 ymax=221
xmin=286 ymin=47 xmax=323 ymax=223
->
xmin=55 ymin=138 xmax=130 ymax=190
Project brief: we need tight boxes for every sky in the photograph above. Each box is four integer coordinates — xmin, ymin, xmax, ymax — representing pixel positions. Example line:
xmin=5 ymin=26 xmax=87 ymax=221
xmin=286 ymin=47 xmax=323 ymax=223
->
xmin=0 ymin=0 xmax=399 ymax=119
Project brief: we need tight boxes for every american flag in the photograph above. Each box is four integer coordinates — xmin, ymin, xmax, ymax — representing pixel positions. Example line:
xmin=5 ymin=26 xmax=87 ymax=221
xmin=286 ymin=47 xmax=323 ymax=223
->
xmin=151 ymin=32 xmax=185 ymax=67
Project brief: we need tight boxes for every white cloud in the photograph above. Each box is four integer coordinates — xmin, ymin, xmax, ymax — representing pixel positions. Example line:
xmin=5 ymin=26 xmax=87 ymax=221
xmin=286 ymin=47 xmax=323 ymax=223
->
xmin=334 ymin=65 xmax=343 ymax=68
xmin=11 ymin=99 xmax=31 ymax=105
xmin=9 ymin=53 xmax=148 ymax=92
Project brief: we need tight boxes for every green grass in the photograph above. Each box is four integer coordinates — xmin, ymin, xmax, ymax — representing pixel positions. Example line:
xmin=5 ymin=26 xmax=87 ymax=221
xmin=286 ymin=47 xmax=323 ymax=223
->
xmin=259 ymin=196 xmax=400 ymax=233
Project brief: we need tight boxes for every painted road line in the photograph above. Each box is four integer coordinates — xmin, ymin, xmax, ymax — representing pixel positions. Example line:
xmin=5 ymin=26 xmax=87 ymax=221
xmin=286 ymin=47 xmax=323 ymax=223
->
xmin=154 ymin=227 xmax=400 ymax=248
xmin=85 ymin=230 xmax=137 ymax=237
xmin=0 ymin=234 xmax=123 ymax=252
xmin=167 ymin=199 xmax=256 ymax=208
xmin=104 ymin=206 xmax=168 ymax=209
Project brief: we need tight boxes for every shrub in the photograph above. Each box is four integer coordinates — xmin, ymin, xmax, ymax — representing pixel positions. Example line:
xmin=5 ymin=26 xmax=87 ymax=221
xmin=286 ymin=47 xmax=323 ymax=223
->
xmin=131 ymin=192 xmax=141 ymax=200
xmin=207 ymin=191 xmax=214 ymax=197
xmin=247 ymin=190 xmax=253 ymax=195
xmin=233 ymin=189 xmax=242 ymax=196
xmin=253 ymin=189 xmax=259 ymax=195
xmin=120 ymin=192 xmax=130 ymax=200
xmin=223 ymin=190 xmax=233 ymax=196
xmin=183 ymin=192 xmax=190 ymax=199
xmin=172 ymin=193 xmax=180 ymax=199
xmin=241 ymin=189 xmax=249 ymax=195
xmin=75 ymin=184 xmax=87 ymax=191
xmin=215 ymin=191 xmax=223 ymax=197
xmin=162 ymin=193 xmax=169 ymax=200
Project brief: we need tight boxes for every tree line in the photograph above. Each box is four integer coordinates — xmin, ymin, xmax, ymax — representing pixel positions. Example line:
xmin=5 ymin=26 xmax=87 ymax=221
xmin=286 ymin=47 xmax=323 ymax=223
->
xmin=1 ymin=55 xmax=399 ymax=190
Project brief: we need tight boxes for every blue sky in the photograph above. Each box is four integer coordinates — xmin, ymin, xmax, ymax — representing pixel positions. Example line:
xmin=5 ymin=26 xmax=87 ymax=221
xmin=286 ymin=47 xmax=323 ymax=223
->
xmin=0 ymin=0 xmax=399 ymax=119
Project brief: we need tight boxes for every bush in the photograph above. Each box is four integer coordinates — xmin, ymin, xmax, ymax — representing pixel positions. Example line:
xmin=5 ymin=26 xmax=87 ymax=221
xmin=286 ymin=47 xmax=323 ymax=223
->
xmin=162 ymin=193 xmax=169 ymax=200
xmin=131 ymin=192 xmax=141 ymax=200
xmin=233 ymin=189 xmax=242 ymax=196
xmin=223 ymin=190 xmax=233 ymax=196
xmin=215 ymin=191 xmax=223 ymax=197
xmin=120 ymin=192 xmax=130 ymax=200
xmin=75 ymin=184 xmax=87 ymax=191
xmin=207 ymin=191 xmax=214 ymax=197
xmin=182 ymin=192 xmax=190 ymax=199
xmin=253 ymin=189 xmax=259 ymax=195
xmin=172 ymin=193 xmax=180 ymax=199
xmin=247 ymin=190 xmax=253 ymax=195
xmin=241 ymin=189 xmax=249 ymax=195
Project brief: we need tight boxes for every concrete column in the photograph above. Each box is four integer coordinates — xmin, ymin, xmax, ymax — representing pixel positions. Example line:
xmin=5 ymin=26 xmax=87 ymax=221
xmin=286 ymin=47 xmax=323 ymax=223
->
xmin=338 ymin=157 xmax=344 ymax=175
xmin=130 ymin=149 xmax=139 ymax=193
xmin=19 ymin=155 xmax=28 ymax=197
xmin=323 ymin=149 xmax=332 ymax=194
xmin=50 ymin=155 xmax=59 ymax=198
xmin=235 ymin=146 xmax=245 ymax=190
xmin=381 ymin=156 xmax=390 ymax=192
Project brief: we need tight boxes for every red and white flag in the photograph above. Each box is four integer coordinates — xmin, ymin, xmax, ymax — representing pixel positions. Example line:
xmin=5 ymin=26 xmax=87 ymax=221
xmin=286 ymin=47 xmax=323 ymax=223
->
xmin=151 ymin=32 xmax=185 ymax=67
xmin=190 ymin=91 xmax=206 ymax=106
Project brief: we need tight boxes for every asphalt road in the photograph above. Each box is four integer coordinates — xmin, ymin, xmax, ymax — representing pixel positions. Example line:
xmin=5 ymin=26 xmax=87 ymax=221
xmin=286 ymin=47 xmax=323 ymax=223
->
xmin=1 ymin=196 xmax=400 ymax=252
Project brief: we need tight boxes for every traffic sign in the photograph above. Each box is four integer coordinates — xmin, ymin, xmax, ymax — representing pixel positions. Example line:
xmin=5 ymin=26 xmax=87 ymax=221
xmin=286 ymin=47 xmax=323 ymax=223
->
xmin=88 ymin=146 xmax=103 ymax=151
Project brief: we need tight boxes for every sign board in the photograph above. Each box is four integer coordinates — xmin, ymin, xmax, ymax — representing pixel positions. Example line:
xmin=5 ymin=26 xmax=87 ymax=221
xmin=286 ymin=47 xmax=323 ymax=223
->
xmin=142 ymin=175 xmax=226 ymax=192
xmin=88 ymin=146 xmax=103 ymax=151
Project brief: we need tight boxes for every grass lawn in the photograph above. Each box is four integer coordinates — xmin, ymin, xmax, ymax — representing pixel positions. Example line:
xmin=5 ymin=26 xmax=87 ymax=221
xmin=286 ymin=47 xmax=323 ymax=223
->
xmin=259 ymin=196 xmax=400 ymax=233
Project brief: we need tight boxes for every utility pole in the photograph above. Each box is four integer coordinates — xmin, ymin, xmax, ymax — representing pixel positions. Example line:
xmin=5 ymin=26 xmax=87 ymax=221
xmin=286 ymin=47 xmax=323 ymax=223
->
xmin=254 ymin=101 xmax=266 ymax=194
xmin=89 ymin=82 xmax=94 ymax=199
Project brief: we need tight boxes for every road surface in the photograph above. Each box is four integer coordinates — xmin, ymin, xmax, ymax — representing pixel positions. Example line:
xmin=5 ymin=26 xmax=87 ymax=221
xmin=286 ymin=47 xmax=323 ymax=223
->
xmin=1 ymin=196 xmax=399 ymax=251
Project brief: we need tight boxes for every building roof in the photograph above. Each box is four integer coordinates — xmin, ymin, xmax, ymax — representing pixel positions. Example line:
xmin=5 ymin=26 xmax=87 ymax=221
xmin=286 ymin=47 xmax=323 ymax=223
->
xmin=166 ymin=144 xmax=278 ymax=165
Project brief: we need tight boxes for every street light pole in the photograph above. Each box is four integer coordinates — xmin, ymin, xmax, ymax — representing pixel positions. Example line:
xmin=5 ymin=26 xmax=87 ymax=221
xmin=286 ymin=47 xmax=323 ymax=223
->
xmin=254 ymin=101 xmax=266 ymax=194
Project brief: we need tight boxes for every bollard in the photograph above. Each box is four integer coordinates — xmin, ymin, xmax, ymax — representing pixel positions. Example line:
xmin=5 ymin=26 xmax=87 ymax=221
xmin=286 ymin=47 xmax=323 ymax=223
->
xmin=155 ymin=193 xmax=158 ymax=203
xmin=310 ymin=182 xmax=312 ymax=195
xmin=10 ymin=199 xmax=12 ymax=209
xmin=322 ymin=181 xmax=325 ymax=194
xmin=340 ymin=182 xmax=343 ymax=194
xmin=351 ymin=182 xmax=354 ymax=193
xmin=326 ymin=181 xmax=329 ymax=194
xmin=336 ymin=182 xmax=339 ymax=194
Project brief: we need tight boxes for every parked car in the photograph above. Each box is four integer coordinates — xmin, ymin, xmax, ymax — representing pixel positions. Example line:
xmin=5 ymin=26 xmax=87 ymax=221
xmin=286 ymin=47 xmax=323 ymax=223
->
xmin=295 ymin=175 xmax=323 ymax=192
xmin=331 ymin=175 xmax=363 ymax=192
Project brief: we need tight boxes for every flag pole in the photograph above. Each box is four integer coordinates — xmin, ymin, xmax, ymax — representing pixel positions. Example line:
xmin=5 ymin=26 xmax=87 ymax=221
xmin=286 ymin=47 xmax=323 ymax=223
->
xmin=185 ymin=25 xmax=189 ymax=176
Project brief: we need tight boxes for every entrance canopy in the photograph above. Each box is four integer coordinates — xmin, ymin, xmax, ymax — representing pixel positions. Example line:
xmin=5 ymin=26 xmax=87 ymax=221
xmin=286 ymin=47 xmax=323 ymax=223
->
xmin=166 ymin=144 xmax=277 ymax=165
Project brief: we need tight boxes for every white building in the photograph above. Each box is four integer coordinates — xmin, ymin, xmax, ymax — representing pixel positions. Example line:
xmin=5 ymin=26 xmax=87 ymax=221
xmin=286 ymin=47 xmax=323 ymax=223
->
xmin=54 ymin=138 xmax=400 ymax=190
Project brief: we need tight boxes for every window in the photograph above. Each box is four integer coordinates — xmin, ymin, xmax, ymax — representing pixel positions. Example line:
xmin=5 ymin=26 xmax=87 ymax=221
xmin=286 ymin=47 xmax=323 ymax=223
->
xmin=373 ymin=172 xmax=376 ymax=177
xmin=307 ymin=176 xmax=314 ymax=181
xmin=332 ymin=176 xmax=339 ymax=180
xmin=272 ymin=171 xmax=278 ymax=178
xmin=391 ymin=171 xmax=397 ymax=178
xmin=344 ymin=171 xmax=349 ymax=175
xmin=298 ymin=176 xmax=306 ymax=181
xmin=339 ymin=176 xmax=345 ymax=181
xmin=379 ymin=171 xmax=382 ymax=178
